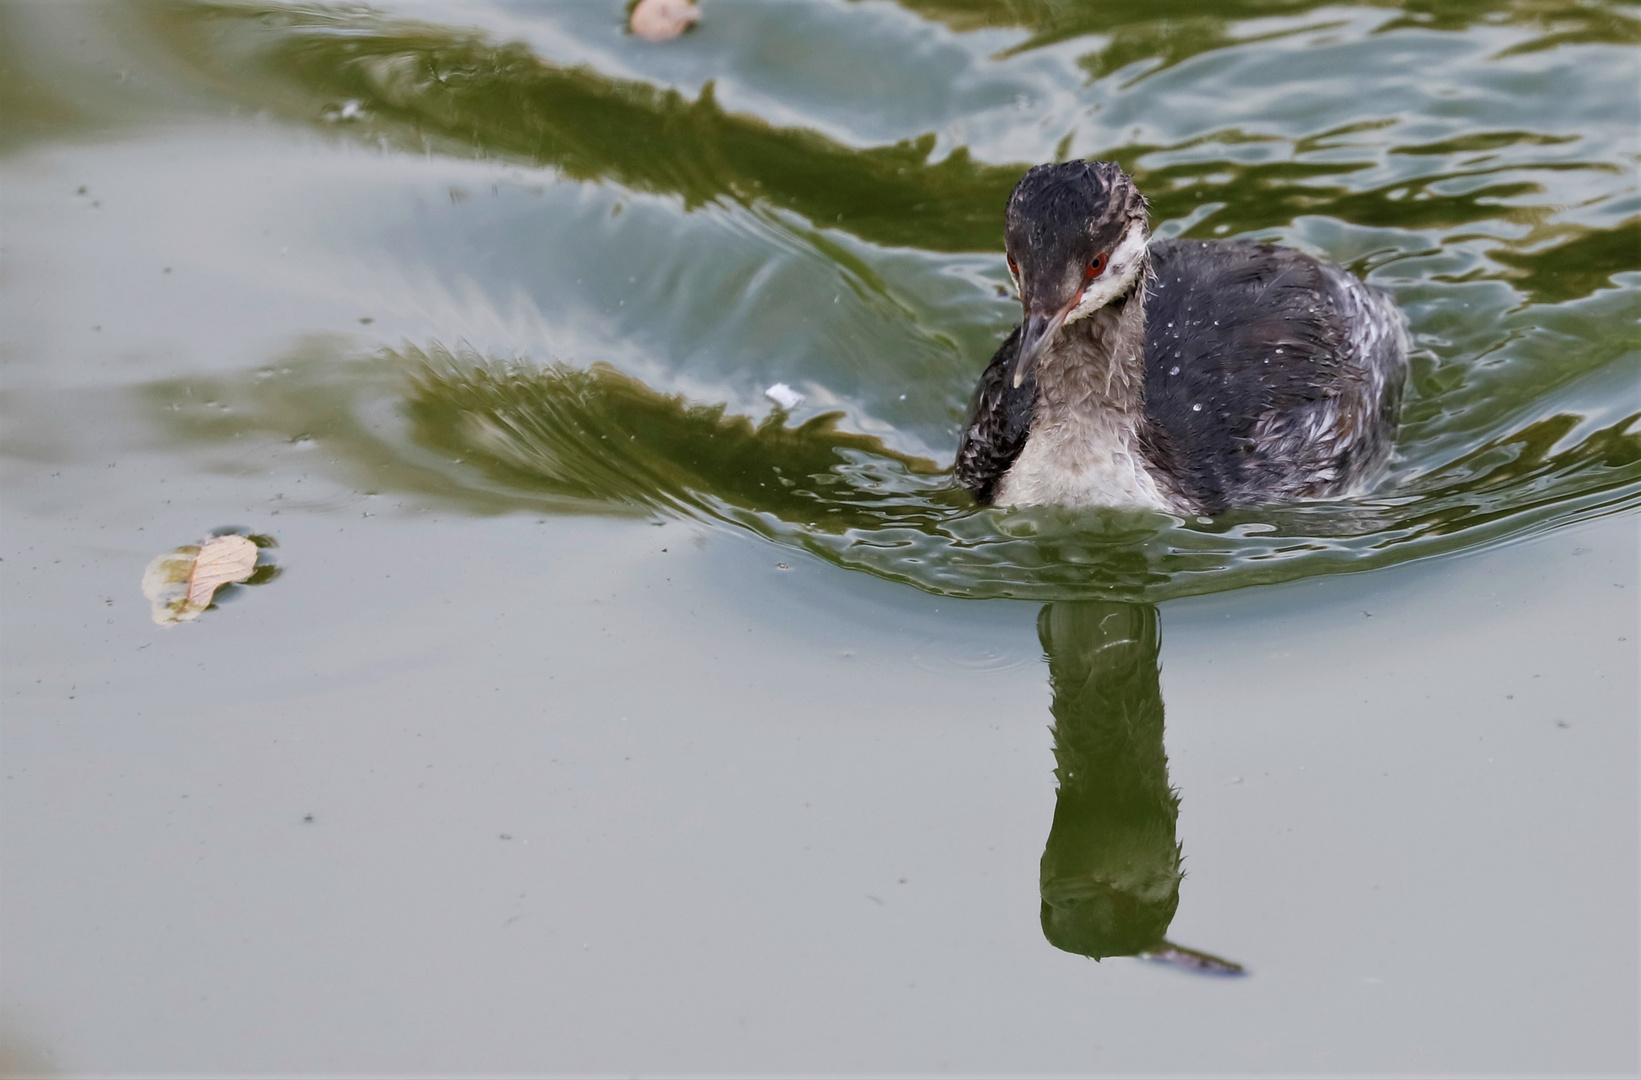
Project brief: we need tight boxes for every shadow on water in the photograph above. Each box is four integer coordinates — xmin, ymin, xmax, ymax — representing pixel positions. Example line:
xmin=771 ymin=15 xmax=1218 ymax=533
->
xmin=1037 ymin=600 xmax=1242 ymax=974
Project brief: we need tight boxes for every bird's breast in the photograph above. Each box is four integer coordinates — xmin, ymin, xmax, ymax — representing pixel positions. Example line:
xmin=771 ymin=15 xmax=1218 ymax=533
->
xmin=992 ymin=409 xmax=1173 ymax=512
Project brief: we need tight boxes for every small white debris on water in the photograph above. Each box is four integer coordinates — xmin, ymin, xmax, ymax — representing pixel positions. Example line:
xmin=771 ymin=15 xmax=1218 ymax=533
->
xmin=323 ymin=100 xmax=365 ymax=123
xmin=765 ymin=383 xmax=804 ymax=410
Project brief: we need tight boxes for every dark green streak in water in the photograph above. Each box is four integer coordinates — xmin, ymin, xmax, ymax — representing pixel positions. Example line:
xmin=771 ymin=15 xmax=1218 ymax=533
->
xmin=1492 ymin=220 xmax=1641 ymax=306
xmin=0 ymin=8 xmax=82 ymax=150
xmin=138 ymin=346 xmax=1640 ymax=602
xmin=151 ymin=2 xmax=1636 ymax=287
xmin=159 ymin=3 xmax=1022 ymax=252
xmin=895 ymin=0 xmax=1641 ymax=59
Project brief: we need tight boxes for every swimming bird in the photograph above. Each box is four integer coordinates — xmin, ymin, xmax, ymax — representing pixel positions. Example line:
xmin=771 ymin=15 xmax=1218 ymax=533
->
xmin=955 ymin=161 xmax=1408 ymax=514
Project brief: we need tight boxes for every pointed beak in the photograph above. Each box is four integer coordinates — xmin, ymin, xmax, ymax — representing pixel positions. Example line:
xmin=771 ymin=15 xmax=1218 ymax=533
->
xmin=1009 ymin=296 xmax=1077 ymax=389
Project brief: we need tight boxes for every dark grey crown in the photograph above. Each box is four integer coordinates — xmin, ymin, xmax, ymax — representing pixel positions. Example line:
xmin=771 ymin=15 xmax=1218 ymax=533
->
xmin=1003 ymin=161 xmax=1149 ymax=282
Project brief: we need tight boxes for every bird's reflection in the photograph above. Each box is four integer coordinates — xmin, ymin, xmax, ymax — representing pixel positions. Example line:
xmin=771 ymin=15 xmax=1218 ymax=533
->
xmin=1037 ymin=601 xmax=1243 ymax=975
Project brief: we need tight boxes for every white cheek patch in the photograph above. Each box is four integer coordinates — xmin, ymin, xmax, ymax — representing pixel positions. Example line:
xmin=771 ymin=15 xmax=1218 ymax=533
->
xmin=1066 ymin=222 xmax=1149 ymax=323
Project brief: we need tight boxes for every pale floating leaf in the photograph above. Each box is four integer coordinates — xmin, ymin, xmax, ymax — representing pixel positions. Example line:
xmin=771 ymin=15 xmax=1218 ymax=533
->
xmin=142 ymin=534 xmax=262 ymax=625
xmin=186 ymin=534 xmax=259 ymax=608
xmin=631 ymin=0 xmax=699 ymax=42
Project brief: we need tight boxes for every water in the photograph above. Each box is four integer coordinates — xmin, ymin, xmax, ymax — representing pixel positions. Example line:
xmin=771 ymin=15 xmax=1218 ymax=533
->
xmin=1 ymin=1 xmax=1636 ymax=1073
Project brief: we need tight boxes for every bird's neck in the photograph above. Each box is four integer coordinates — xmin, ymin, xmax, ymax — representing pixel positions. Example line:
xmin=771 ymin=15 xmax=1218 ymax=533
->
xmin=1034 ymin=272 xmax=1148 ymax=427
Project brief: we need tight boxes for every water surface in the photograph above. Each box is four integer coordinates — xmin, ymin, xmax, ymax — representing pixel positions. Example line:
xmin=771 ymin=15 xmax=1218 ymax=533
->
xmin=95 ymin=0 xmax=1640 ymax=601
xmin=1 ymin=1 xmax=1636 ymax=1074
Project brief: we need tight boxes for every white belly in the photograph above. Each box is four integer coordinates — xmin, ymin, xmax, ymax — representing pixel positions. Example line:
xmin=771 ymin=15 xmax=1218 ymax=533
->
xmin=993 ymin=414 xmax=1173 ymax=512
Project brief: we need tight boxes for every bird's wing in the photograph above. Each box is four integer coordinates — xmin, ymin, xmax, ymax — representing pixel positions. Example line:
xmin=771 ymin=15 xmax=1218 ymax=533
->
xmin=955 ymin=325 xmax=1036 ymax=504
xmin=1142 ymin=239 xmax=1406 ymax=509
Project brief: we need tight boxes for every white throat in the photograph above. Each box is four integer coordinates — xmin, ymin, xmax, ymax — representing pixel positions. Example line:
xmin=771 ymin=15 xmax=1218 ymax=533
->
xmin=1066 ymin=220 xmax=1149 ymax=324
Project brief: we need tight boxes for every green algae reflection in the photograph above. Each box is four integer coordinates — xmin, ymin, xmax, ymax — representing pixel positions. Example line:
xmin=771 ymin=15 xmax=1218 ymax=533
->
xmin=143 ymin=344 xmax=1640 ymax=603
xmin=400 ymin=350 xmax=1641 ymax=601
xmin=126 ymin=1 xmax=1641 ymax=601
xmin=148 ymin=1 xmax=1638 ymax=302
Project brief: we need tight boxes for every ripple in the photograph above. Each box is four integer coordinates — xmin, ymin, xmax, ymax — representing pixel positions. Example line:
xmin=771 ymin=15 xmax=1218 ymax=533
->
xmin=130 ymin=0 xmax=1639 ymax=603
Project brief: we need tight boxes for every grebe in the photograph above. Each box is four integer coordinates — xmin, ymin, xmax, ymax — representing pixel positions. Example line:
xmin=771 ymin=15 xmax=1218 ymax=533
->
xmin=955 ymin=161 xmax=1409 ymax=514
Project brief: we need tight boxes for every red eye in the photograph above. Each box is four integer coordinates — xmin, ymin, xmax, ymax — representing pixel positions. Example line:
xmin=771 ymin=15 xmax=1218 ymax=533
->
xmin=1006 ymin=254 xmax=1019 ymax=276
xmin=1086 ymin=253 xmax=1109 ymax=279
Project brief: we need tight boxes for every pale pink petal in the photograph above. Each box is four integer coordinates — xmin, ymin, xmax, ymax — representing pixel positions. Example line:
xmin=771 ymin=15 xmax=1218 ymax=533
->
xmin=631 ymin=0 xmax=699 ymax=42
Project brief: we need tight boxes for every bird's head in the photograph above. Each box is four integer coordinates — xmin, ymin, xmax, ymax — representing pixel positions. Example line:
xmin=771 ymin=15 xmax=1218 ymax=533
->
xmin=1002 ymin=161 xmax=1150 ymax=387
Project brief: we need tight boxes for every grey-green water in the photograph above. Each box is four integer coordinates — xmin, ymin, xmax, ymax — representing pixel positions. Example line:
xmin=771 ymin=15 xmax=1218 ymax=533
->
xmin=1 ymin=1 xmax=1636 ymax=1074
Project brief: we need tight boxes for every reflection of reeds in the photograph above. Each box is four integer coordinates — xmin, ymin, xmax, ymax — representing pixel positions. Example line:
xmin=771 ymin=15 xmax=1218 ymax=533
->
xmin=895 ymin=0 xmax=1641 ymax=63
xmin=139 ymin=340 xmax=1640 ymax=602
xmin=1385 ymin=412 xmax=1641 ymax=538
xmin=405 ymin=346 xmax=951 ymax=524
xmin=119 ymin=1 xmax=1639 ymax=602
xmin=403 ymin=346 xmax=1641 ymax=596
xmin=397 ymin=345 xmax=1183 ymax=595
xmin=152 ymin=2 xmax=1632 ymax=300
xmin=162 ymin=3 xmax=1020 ymax=251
